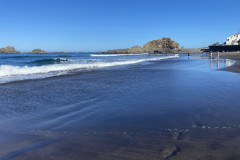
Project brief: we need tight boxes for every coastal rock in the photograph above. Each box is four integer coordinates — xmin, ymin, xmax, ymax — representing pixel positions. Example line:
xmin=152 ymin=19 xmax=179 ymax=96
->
xmin=128 ymin=46 xmax=146 ymax=54
xmin=105 ymin=37 xmax=181 ymax=54
xmin=144 ymin=37 xmax=179 ymax=49
xmin=29 ymin=49 xmax=47 ymax=53
xmin=107 ymin=49 xmax=129 ymax=54
xmin=104 ymin=37 xmax=204 ymax=54
xmin=0 ymin=46 xmax=21 ymax=53
xmin=107 ymin=46 xmax=147 ymax=54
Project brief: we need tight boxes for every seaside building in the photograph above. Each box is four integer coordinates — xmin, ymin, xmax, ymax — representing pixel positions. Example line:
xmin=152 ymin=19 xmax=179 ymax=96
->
xmin=209 ymin=33 xmax=240 ymax=52
xmin=226 ymin=33 xmax=240 ymax=45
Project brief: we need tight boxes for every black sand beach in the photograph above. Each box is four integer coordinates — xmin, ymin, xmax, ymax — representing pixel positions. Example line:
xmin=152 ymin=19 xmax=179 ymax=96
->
xmin=1 ymin=55 xmax=240 ymax=160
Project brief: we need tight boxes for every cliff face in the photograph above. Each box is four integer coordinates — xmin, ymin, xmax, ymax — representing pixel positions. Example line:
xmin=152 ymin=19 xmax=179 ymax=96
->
xmin=0 ymin=46 xmax=21 ymax=53
xmin=106 ymin=37 xmax=180 ymax=54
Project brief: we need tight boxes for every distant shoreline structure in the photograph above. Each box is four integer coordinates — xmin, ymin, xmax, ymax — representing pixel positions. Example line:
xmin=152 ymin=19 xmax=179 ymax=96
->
xmin=209 ymin=33 xmax=240 ymax=52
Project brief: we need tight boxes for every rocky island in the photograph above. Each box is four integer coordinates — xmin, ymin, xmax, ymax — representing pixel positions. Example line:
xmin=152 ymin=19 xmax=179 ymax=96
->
xmin=28 ymin=49 xmax=47 ymax=53
xmin=0 ymin=46 xmax=21 ymax=53
xmin=104 ymin=37 xmax=203 ymax=54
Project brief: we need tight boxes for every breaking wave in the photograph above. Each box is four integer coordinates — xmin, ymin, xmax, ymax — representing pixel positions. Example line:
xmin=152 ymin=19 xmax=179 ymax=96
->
xmin=0 ymin=54 xmax=178 ymax=83
xmin=30 ymin=58 xmax=70 ymax=65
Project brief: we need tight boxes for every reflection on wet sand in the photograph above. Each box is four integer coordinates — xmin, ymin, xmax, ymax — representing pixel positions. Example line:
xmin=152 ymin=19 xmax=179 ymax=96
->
xmin=210 ymin=58 xmax=212 ymax=69
xmin=225 ymin=59 xmax=235 ymax=67
xmin=209 ymin=52 xmax=235 ymax=69
xmin=216 ymin=52 xmax=220 ymax=68
xmin=209 ymin=55 xmax=221 ymax=69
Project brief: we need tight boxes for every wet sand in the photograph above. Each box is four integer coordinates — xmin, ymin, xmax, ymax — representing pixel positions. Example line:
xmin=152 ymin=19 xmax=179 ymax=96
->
xmin=1 ymin=55 xmax=240 ymax=160
xmin=217 ymin=51 xmax=240 ymax=73
xmin=219 ymin=51 xmax=240 ymax=60
xmin=2 ymin=129 xmax=240 ymax=160
xmin=221 ymin=61 xmax=240 ymax=73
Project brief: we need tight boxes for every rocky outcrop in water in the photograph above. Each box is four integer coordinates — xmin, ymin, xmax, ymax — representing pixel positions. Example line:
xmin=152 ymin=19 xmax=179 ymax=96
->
xmin=29 ymin=49 xmax=47 ymax=53
xmin=128 ymin=46 xmax=146 ymax=54
xmin=107 ymin=46 xmax=147 ymax=54
xmin=107 ymin=49 xmax=129 ymax=54
xmin=0 ymin=46 xmax=21 ymax=53
xmin=105 ymin=37 xmax=181 ymax=54
xmin=144 ymin=37 xmax=179 ymax=49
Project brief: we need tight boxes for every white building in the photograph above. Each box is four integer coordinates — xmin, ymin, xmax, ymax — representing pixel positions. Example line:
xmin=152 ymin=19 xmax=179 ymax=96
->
xmin=226 ymin=33 xmax=240 ymax=45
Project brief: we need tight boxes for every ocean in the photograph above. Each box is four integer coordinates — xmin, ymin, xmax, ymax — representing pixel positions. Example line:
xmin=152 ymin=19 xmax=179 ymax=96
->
xmin=0 ymin=53 xmax=178 ymax=84
xmin=0 ymin=53 xmax=240 ymax=160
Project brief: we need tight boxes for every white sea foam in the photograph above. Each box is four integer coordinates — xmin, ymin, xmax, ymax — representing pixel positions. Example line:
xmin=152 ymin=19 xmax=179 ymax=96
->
xmin=54 ymin=58 xmax=69 ymax=61
xmin=0 ymin=54 xmax=178 ymax=83
xmin=90 ymin=53 xmax=149 ymax=57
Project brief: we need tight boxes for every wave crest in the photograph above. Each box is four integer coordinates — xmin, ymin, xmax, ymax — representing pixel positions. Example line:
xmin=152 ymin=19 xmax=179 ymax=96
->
xmin=0 ymin=55 xmax=178 ymax=83
xmin=30 ymin=58 xmax=70 ymax=65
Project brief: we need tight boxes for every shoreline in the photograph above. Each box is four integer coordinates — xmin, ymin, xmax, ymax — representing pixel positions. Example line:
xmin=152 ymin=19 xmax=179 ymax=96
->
xmin=176 ymin=51 xmax=240 ymax=73
xmin=218 ymin=51 xmax=240 ymax=73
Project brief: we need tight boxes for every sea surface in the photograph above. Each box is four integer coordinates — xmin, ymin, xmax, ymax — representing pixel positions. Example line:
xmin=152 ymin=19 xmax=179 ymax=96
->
xmin=0 ymin=53 xmax=177 ymax=83
xmin=0 ymin=53 xmax=240 ymax=160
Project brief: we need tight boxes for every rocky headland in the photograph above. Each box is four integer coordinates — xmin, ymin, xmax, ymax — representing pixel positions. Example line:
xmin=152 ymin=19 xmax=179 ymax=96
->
xmin=0 ymin=46 xmax=21 ymax=53
xmin=103 ymin=37 xmax=203 ymax=54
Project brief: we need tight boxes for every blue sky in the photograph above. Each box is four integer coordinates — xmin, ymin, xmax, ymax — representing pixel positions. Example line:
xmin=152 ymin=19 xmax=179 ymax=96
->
xmin=0 ymin=0 xmax=240 ymax=52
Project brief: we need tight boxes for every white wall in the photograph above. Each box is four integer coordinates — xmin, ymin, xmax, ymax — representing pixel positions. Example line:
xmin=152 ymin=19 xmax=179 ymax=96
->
xmin=226 ymin=34 xmax=240 ymax=45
